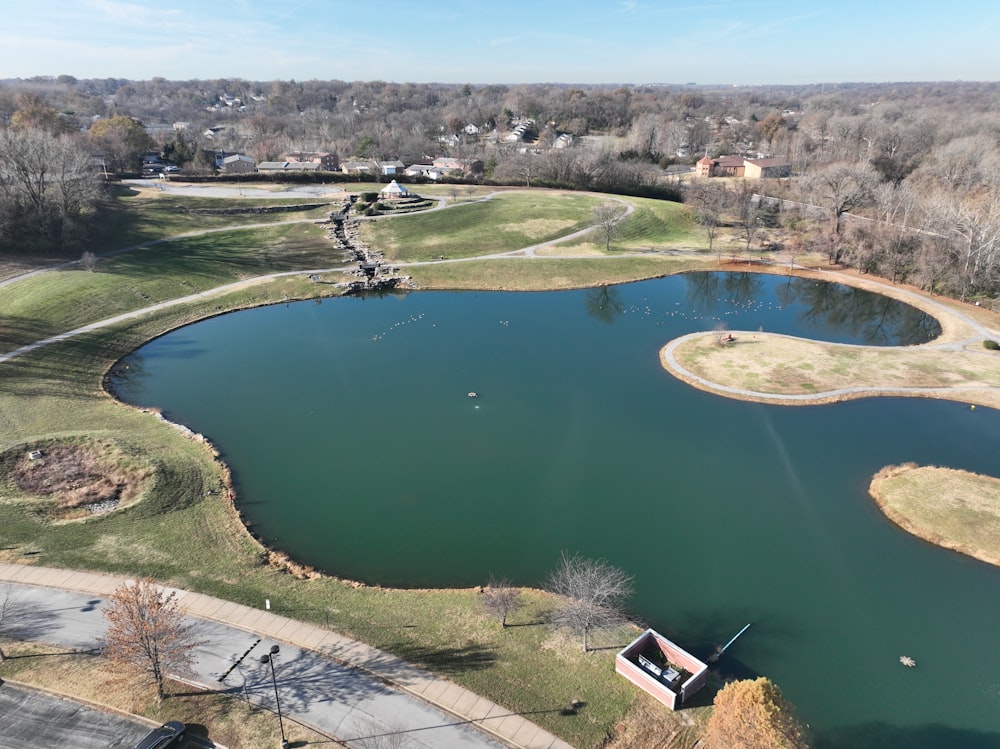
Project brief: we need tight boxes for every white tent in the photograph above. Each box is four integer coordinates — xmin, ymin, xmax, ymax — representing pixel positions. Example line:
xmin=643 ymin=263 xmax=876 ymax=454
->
xmin=379 ymin=179 xmax=409 ymax=199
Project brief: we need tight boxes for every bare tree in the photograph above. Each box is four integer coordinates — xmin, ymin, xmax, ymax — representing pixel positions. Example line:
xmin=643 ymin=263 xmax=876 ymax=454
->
xmin=101 ymin=577 xmax=198 ymax=703
xmin=729 ymin=182 xmax=762 ymax=260
xmin=804 ymin=161 xmax=878 ymax=264
xmin=685 ymin=180 xmax=727 ymax=261
xmin=80 ymin=251 xmax=98 ymax=272
xmin=480 ymin=577 xmax=524 ymax=628
xmin=545 ymin=551 xmax=633 ymax=652
xmin=592 ymin=201 xmax=626 ymax=252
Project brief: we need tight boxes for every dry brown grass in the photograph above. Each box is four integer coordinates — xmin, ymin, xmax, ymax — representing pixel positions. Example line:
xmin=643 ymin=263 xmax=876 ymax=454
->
xmin=604 ymin=692 xmax=709 ymax=749
xmin=869 ymin=464 xmax=1000 ymax=568
xmin=665 ymin=332 xmax=1000 ymax=409
xmin=4 ymin=438 xmax=154 ymax=520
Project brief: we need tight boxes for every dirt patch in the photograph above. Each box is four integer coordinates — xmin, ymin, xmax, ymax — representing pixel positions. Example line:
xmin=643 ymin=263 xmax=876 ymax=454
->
xmin=5 ymin=439 xmax=153 ymax=520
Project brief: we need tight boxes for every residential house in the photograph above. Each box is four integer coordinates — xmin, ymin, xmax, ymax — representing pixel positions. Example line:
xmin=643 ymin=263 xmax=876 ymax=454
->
xmin=743 ymin=157 xmax=792 ymax=179
xmin=221 ymin=154 xmax=256 ymax=174
xmin=285 ymin=151 xmax=340 ymax=171
xmin=696 ymin=154 xmax=791 ymax=179
xmin=257 ymin=160 xmax=322 ymax=174
xmin=377 ymin=160 xmax=405 ymax=176
xmin=341 ymin=160 xmax=375 ymax=175
xmin=404 ymin=164 xmax=447 ymax=181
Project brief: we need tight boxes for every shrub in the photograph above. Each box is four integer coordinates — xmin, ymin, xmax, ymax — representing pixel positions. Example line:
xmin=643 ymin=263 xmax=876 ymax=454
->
xmin=984 ymin=340 xmax=1000 ymax=351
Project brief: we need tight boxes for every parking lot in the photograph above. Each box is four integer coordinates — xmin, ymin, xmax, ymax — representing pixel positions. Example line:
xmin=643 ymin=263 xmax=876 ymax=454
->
xmin=0 ymin=682 xmax=216 ymax=748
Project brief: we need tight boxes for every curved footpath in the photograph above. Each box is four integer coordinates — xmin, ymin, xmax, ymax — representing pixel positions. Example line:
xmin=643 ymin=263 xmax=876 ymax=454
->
xmin=0 ymin=564 xmax=572 ymax=749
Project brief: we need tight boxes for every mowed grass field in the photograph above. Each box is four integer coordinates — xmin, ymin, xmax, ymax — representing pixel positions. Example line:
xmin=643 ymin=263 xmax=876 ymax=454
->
xmin=363 ymin=191 xmax=702 ymax=262
xmin=0 ymin=222 xmax=344 ymax=353
xmin=362 ymin=191 xmax=602 ymax=260
xmin=0 ymin=186 xmax=716 ymax=749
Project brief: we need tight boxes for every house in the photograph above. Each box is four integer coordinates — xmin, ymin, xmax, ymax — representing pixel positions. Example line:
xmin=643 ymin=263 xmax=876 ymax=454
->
xmin=432 ymin=157 xmax=465 ymax=172
xmin=257 ymin=161 xmax=322 ymax=174
xmin=697 ymin=155 xmax=791 ymax=179
xmin=221 ymin=154 xmax=256 ymax=174
xmin=616 ymin=629 xmax=709 ymax=710
xmin=743 ymin=157 xmax=792 ymax=179
xmin=554 ymin=133 xmax=574 ymax=149
xmin=377 ymin=160 xmax=405 ymax=176
xmin=285 ymin=151 xmax=340 ymax=171
xmin=379 ymin=180 xmax=409 ymax=200
xmin=341 ymin=160 xmax=375 ymax=175
xmin=404 ymin=164 xmax=447 ymax=181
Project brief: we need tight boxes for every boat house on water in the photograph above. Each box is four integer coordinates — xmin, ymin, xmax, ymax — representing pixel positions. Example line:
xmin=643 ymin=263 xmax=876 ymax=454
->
xmin=616 ymin=629 xmax=709 ymax=710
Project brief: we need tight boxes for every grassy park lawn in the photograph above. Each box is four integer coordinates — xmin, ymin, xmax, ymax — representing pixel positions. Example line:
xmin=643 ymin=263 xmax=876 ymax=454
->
xmin=0 ymin=186 xmax=723 ymax=748
xmin=361 ymin=191 xmax=602 ymax=261
xmin=664 ymin=332 xmax=1000 ymax=409
xmin=869 ymin=464 xmax=1000 ymax=568
xmin=0 ymin=222 xmax=342 ymax=353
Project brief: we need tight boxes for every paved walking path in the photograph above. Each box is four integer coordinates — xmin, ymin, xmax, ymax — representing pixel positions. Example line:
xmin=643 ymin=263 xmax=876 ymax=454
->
xmin=0 ymin=564 xmax=574 ymax=749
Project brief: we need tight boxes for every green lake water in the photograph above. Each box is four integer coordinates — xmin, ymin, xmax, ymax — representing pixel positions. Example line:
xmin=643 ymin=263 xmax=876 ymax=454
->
xmin=114 ymin=273 xmax=1000 ymax=748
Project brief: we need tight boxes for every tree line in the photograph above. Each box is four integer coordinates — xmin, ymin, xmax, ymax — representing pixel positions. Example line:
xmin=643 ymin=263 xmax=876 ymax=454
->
xmin=3 ymin=77 xmax=1000 ymax=303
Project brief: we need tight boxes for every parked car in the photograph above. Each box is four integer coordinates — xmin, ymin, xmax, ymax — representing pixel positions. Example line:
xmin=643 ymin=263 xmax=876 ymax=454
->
xmin=164 ymin=165 xmax=180 ymax=173
xmin=134 ymin=720 xmax=186 ymax=749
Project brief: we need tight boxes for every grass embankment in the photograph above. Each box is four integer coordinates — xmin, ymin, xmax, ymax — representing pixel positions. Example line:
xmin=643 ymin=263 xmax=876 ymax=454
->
xmin=869 ymin=464 xmax=1000 ymax=567
xmin=363 ymin=191 xmax=602 ymax=261
xmin=0 ymin=222 xmax=344 ymax=354
xmin=364 ymin=191 xmax=703 ymax=262
xmin=103 ymin=188 xmax=336 ymax=246
xmin=665 ymin=332 xmax=1000 ymax=409
xmin=0 ymin=187 xmax=711 ymax=748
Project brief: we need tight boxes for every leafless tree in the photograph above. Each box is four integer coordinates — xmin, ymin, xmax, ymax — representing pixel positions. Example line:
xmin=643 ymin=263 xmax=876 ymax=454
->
xmin=80 ymin=251 xmax=98 ymax=272
xmin=101 ymin=577 xmax=199 ymax=703
xmin=480 ymin=577 xmax=524 ymax=628
xmin=592 ymin=201 xmax=626 ymax=252
xmin=545 ymin=551 xmax=633 ymax=652
xmin=804 ymin=161 xmax=878 ymax=264
xmin=729 ymin=182 xmax=762 ymax=260
xmin=685 ymin=181 xmax=727 ymax=261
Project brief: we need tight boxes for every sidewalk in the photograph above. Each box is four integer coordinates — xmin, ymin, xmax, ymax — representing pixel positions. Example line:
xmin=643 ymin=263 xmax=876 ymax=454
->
xmin=0 ymin=563 xmax=574 ymax=749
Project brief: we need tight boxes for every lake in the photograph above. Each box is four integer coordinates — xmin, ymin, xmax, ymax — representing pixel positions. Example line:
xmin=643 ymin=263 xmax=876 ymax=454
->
xmin=113 ymin=272 xmax=1000 ymax=748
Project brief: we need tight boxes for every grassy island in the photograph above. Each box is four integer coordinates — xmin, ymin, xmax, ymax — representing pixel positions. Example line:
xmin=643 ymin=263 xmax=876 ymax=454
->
xmin=869 ymin=464 xmax=1000 ymax=568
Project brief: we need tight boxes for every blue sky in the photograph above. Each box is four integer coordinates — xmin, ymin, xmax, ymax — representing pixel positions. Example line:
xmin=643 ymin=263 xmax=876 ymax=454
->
xmin=2 ymin=0 xmax=998 ymax=84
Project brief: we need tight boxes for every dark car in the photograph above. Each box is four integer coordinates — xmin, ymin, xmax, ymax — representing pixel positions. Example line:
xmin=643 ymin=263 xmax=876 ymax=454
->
xmin=133 ymin=720 xmax=185 ymax=749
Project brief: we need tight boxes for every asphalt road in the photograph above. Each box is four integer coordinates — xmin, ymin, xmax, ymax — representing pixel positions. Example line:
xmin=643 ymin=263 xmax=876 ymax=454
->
xmin=0 ymin=583 xmax=506 ymax=749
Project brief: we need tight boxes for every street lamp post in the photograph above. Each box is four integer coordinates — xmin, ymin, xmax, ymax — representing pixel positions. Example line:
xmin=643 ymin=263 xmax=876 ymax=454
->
xmin=260 ymin=645 xmax=289 ymax=749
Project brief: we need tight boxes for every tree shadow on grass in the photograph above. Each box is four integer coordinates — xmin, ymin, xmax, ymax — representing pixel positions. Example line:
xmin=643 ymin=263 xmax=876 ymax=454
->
xmin=379 ymin=642 xmax=497 ymax=677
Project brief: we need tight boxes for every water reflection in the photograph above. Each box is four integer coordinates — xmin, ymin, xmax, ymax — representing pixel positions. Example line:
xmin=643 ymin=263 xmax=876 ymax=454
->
xmin=583 ymin=285 xmax=626 ymax=325
xmin=681 ymin=272 xmax=940 ymax=345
